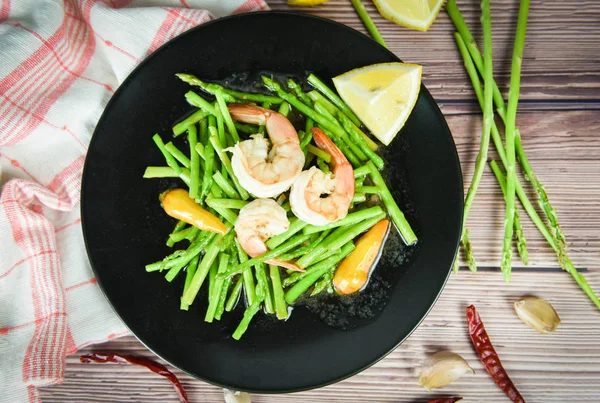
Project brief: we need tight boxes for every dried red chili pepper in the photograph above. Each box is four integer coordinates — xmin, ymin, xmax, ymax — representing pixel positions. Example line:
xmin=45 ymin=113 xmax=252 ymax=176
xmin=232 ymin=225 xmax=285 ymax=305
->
xmin=467 ymin=305 xmax=526 ymax=403
xmin=427 ymin=398 xmax=463 ymax=403
xmin=80 ymin=353 xmax=188 ymax=403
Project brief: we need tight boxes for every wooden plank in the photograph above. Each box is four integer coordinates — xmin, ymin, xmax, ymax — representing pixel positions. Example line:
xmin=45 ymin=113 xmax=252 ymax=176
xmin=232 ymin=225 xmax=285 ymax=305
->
xmin=443 ymin=105 xmax=600 ymax=270
xmin=40 ymin=271 xmax=600 ymax=402
xmin=269 ymin=0 xmax=600 ymax=102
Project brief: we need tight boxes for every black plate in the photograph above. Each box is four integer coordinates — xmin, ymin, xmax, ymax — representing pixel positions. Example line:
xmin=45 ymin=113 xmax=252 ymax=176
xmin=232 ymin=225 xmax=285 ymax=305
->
xmin=81 ymin=11 xmax=463 ymax=393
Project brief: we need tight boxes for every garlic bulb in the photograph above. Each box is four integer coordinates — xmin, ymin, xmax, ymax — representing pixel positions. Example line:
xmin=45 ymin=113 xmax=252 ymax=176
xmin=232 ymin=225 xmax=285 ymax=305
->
xmin=514 ymin=296 xmax=560 ymax=333
xmin=418 ymin=351 xmax=474 ymax=390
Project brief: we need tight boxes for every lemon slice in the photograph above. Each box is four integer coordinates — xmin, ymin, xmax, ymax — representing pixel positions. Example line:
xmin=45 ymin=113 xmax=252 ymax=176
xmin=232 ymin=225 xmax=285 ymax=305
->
xmin=332 ymin=62 xmax=422 ymax=145
xmin=373 ymin=0 xmax=445 ymax=32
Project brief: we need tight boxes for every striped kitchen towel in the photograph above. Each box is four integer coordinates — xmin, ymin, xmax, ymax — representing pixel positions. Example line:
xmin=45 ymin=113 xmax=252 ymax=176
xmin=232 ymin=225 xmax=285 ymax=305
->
xmin=0 ymin=0 xmax=268 ymax=401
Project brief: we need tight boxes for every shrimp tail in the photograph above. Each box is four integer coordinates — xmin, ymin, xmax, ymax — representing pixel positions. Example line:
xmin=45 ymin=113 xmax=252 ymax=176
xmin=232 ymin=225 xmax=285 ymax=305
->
xmin=266 ymin=259 xmax=305 ymax=272
xmin=311 ymin=128 xmax=346 ymax=167
xmin=228 ymin=104 xmax=270 ymax=126
xmin=310 ymin=127 xmax=355 ymax=204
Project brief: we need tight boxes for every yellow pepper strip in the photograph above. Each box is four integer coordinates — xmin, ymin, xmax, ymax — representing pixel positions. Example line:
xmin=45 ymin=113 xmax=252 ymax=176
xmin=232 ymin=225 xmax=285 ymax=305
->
xmin=161 ymin=188 xmax=227 ymax=235
xmin=333 ymin=219 xmax=389 ymax=295
xmin=287 ymin=0 xmax=328 ymax=6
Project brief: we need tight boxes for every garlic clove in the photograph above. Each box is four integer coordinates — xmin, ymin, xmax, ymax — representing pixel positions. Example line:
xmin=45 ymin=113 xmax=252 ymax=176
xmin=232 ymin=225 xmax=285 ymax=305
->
xmin=224 ymin=389 xmax=251 ymax=403
xmin=418 ymin=351 xmax=475 ymax=391
xmin=514 ymin=296 xmax=561 ymax=333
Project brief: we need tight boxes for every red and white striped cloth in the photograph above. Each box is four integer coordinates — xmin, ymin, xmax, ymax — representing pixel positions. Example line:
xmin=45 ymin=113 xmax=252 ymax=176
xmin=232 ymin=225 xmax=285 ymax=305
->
xmin=0 ymin=1 xmax=268 ymax=401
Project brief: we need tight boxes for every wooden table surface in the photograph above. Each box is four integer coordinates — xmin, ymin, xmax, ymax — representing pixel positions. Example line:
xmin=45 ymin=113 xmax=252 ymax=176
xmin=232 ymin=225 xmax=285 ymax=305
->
xmin=41 ymin=1 xmax=600 ymax=402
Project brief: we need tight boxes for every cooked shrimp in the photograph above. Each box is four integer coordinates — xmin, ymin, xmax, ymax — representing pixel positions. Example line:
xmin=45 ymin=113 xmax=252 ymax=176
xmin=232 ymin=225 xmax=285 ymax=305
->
xmin=290 ymin=128 xmax=355 ymax=226
xmin=227 ymin=104 xmax=305 ymax=198
xmin=235 ymin=198 xmax=304 ymax=272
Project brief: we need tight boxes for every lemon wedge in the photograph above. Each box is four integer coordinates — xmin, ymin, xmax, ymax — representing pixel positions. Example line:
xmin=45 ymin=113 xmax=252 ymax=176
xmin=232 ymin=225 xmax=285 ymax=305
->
xmin=373 ymin=0 xmax=445 ymax=32
xmin=332 ymin=62 xmax=422 ymax=145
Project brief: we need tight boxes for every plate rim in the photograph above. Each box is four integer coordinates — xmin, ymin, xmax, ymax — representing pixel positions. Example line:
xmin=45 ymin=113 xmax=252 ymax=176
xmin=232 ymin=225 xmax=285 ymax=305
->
xmin=80 ymin=10 xmax=463 ymax=393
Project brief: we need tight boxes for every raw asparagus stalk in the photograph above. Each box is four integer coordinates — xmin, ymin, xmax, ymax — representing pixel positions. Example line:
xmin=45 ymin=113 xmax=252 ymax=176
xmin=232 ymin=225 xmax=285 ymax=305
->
xmin=349 ymin=0 xmax=388 ymax=49
xmin=453 ymin=32 xmax=529 ymax=266
xmin=490 ymin=161 xmax=600 ymax=310
xmin=500 ymin=0 xmax=530 ymax=282
xmin=455 ymin=0 xmax=495 ymax=274
xmin=448 ymin=4 xmax=558 ymax=248
xmin=446 ymin=0 xmax=507 ymax=120
xmin=513 ymin=206 xmax=529 ymax=265
xmin=515 ymin=130 xmax=566 ymax=265
xmin=462 ymin=228 xmax=477 ymax=273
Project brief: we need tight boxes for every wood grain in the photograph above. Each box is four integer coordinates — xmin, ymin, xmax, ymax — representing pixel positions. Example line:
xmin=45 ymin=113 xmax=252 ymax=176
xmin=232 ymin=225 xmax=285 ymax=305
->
xmin=40 ymin=0 xmax=600 ymax=402
xmin=270 ymin=0 xmax=600 ymax=102
xmin=40 ymin=272 xmax=600 ymax=402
